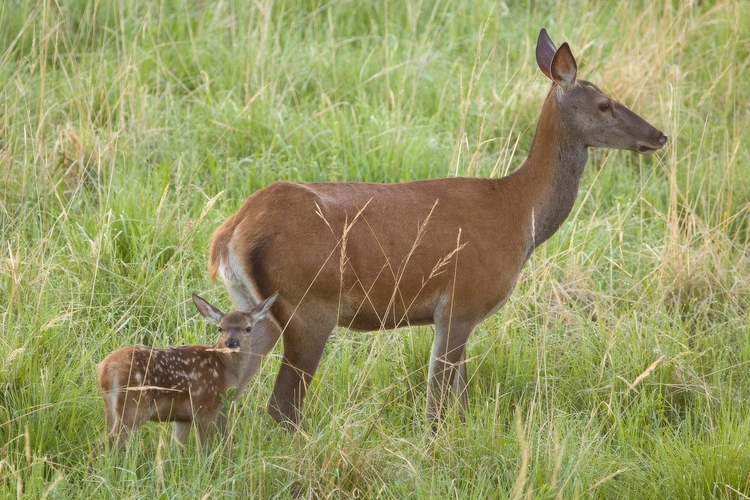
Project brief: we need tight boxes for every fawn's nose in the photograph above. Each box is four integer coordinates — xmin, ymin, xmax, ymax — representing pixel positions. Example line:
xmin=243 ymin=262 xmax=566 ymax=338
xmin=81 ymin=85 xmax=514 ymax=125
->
xmin=224 ymin=338 xmax=240 ymax=349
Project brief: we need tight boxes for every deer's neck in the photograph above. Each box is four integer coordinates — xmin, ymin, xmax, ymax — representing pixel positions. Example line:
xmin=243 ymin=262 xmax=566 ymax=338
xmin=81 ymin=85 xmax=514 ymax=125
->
xmin=516 ymin=89 xmax=588 ymax=248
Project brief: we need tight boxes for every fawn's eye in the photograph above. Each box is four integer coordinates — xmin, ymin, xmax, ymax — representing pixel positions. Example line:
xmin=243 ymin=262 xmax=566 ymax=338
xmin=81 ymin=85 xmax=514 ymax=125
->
xmin=245 ymin=326 xmax=252 ymax=333
xmin=598 ymin=102 xmax=610 ymax=112
xmin=217 ymin=327 xmax=223 ymax=333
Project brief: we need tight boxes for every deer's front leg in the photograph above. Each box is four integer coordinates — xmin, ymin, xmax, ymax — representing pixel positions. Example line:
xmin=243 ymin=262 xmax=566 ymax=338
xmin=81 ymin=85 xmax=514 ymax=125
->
xmin=427 ymin=314 xmax=477 ymax=428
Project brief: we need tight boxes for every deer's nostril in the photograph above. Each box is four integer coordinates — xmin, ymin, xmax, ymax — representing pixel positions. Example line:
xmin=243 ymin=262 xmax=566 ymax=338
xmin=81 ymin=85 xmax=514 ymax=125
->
xmin=225 ymin=338 xmax=239 ymax=349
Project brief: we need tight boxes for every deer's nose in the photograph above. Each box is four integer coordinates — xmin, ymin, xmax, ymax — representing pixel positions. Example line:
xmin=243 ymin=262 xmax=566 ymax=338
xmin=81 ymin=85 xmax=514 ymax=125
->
xmin=225 ymin=338 xmax=240 ymax=349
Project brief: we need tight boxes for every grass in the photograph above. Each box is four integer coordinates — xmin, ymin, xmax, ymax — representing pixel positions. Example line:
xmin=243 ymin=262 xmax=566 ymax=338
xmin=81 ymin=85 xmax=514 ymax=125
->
xmin=1 ymin=0 xmax=750 ymax=497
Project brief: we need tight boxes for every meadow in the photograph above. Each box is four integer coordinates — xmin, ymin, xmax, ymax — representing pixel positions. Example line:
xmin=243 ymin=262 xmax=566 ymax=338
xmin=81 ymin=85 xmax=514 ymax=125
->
xmin=1 ymin=0 xmax=750 ymax=497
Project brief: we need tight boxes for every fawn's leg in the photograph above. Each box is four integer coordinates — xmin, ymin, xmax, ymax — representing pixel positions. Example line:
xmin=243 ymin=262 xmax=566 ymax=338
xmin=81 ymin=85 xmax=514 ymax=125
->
xmin=173 ymin=422 xmax=192 ymax=447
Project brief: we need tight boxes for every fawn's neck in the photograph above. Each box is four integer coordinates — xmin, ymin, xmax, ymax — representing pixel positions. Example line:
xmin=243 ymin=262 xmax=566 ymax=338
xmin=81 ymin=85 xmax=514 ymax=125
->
xmin=217 ymin=349 xmax=255 ymax=396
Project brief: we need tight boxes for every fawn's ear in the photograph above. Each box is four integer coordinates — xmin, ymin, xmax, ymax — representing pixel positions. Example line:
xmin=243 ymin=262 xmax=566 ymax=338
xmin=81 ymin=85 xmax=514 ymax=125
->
xmin=192 ymin=294 xmax=224 ymax=325
xmin=247 ymin=291 xmax=278 ymax=322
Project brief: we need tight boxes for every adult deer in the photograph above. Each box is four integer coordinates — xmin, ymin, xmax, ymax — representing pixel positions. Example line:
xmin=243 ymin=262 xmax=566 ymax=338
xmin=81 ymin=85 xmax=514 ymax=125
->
xmin=207 ymin=29 xmax=667 ymax=428
xmin=97 ymin=293 xmax=277 ymax=448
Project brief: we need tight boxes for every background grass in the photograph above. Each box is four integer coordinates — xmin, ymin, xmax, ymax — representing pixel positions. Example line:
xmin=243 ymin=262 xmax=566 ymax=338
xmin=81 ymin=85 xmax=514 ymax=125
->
xmin=1 ymin=0 xmax=750 ymax=498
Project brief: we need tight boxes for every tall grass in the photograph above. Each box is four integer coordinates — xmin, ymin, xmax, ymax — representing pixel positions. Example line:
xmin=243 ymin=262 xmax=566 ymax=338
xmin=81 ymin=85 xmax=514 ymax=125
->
xmin=1 ymin=0 xmax=749 ymax=497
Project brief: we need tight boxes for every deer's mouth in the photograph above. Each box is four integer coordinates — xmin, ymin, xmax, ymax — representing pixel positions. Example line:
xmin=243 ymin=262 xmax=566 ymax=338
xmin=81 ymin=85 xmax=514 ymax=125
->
xmin=636 ymin=144 xmax=660 ymax=154
xmin=636 ymin=133 xmax=668 ymax=154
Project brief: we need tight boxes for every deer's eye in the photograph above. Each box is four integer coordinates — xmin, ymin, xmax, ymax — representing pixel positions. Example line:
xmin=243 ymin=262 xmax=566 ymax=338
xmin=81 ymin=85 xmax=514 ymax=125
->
xmin=245 ymin=327 xmax=252 ymax=333
xmin=598 ymin=102 xmax=610 ymax=112
xmin=217 ymin=327 xmax=223 ymax=333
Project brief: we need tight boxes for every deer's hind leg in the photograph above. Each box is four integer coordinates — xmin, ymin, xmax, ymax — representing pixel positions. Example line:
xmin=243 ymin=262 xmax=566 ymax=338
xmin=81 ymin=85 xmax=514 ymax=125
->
xmin=267 ymin=307 xmax=336 ymax=429
xmin=451 ymin=348 xmax=469 ymax=421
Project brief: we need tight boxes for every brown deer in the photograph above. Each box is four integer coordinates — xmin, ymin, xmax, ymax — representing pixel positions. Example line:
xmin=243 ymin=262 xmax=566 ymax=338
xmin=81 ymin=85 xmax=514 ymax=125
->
xmin=206 ymin=29 xmax=667 ymax=428
xmin=97 ymin=292 xmax=277 ymax=448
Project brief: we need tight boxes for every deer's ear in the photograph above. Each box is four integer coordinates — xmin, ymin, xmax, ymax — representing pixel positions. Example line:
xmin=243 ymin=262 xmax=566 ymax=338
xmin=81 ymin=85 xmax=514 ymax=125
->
xmin=550 ymin=42 xmax=577 ymax=91
xmin=193 ymin=294 xmax=224 ymax=325
xmin=247 ymin=291 xmax=278 ymax=322
xmin=536 ymin=28 xmax=557 ymax=81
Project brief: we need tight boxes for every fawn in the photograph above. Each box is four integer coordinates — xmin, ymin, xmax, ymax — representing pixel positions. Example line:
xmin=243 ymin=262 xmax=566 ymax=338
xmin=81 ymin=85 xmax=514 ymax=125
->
xmin=96 ymin=292 xmax=277 ymax=448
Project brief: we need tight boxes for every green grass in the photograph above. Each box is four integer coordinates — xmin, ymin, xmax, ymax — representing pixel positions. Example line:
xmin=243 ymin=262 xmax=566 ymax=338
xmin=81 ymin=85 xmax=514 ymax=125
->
xmin=2 ymin=0 xmax=750 ymax=497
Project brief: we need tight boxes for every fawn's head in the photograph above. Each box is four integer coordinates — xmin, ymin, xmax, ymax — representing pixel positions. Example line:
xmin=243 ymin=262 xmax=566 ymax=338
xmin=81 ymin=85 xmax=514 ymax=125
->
xmin=192 ymin=292 xmax=278 ymax=350
xmin=535 ymin=28 xmax=667 ymax=154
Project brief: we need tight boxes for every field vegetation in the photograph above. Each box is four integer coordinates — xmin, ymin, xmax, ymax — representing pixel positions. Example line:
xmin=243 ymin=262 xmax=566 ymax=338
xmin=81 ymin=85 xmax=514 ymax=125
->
xmin=1 ymin=0 xmax=750 ymax=497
